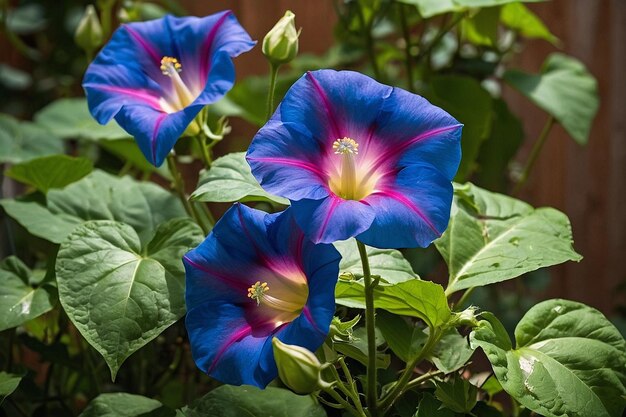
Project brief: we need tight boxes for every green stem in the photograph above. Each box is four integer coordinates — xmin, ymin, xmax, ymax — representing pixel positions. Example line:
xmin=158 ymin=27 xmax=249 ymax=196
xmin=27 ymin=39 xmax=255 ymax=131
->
xmin=357 ymin=241 xmax=379 ymax=417
xmin=330 ymin=360 xmax=368 ymax=417
xmin=398 ymin=2 xmax=415 ymax=92
xmin=265 ymin=63 xmax=280 ymax=121
xmin=195 ymin=135 xmax=213 ymax=170
xmin=512 ymin=116 xmax=556 ymax=195
xmin=322 ymin=386 xmax=363 ymax=417
xmin=453 ymin=287 xmax=475 ymax=311
xmin=416 ymin=12 xmax=464 ymax=64
xmin=405 ymin=370 xmax=444 ymax=391
xmin=357 ymin=6 xmax=381 ymax=80
xmin=166 ymin=153 xmax=208 ymax=234
xmin=379 ymin=328 xmax=441 ymax=414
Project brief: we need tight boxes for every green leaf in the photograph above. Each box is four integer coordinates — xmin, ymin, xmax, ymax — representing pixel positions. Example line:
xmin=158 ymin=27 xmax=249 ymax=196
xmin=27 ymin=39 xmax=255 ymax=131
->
xmin=56 ymin=219 xmax=203 ymax=379
xmin=0 ymin=372 xmax=23 ymax=405
xmin=462 ymin=7 xmax=500 ymax=47
xmin=336 ymin=279 xmax=450 ymax=328
xmin=334 ymin=239 xmax=417 ymax=283
xmin=376 ymin=311 xmax=426 ymax=363
xmin=501 ymin=3 xmax=558 ymax=44
xmin=430 ymin=328 xmax=474 ymax=373
xmin=428 ymin=76 xmax=493 ymax=181
xmin=34 ymin=98 xmax=130 ymax=141
xmin=435 ymin=373 xmax=478 ymax=414
xmin=470 ymin=300 xmax=626 ymax=417
xmin=437 ymin=183 xmax=582 ymax=294
xmin=99 ymin=139 xmax=171 ymax=179
xmin=398 ymin=0 xmax=541 ymax=18
xmin=79 ymin=393 xmax=173 ymax=417
xmin=0 ymin=114 xmax=64 ymax=164
xmin=0 ymin=256 xmax=56 ymax=332
xmin=1 ymin=170 xmax=187 ymax=245
xmin=0 ymin=199 xmax=82 ymax=244
xmin=191 ymin=152 xmax=288 ymax=205
xmin=334 ymin=326 xmax=390 ymax=369
xmin=5 ymin=155 xmax=93 ymax=193
xmin=416 ymin=393 xmax=456 ymax=417
xmin=504 ymin=53 xmax=599 ymax=144
xmin=180 ymin=385 xmax=327 ymax=417
xmin=476 ymin=99 xmax=524 ymax=191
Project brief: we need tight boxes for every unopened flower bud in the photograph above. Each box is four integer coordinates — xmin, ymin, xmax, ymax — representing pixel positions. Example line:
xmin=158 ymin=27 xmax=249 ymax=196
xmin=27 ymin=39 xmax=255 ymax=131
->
xmin=451 ymin=306 xmax=479 ymax=328
xmin=74 ymin=5 xmax=104 ymax=55
xmin=272 ymin=337 xmax=330 ymax=394
xmin=262 ymin=11 xmax=300 ymax=66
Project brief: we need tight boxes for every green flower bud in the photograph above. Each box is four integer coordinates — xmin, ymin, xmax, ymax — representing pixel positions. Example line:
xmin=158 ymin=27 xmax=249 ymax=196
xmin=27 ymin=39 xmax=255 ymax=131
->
xmin=262 ymin=11 xmax=300 ymax=66
xmin=272 ymin=337 xmax=330 ymax=394
xmin=450 ymin=306 xmax=479 ymax=328
xmin=74 ymin=5 xmax=104 ymax=54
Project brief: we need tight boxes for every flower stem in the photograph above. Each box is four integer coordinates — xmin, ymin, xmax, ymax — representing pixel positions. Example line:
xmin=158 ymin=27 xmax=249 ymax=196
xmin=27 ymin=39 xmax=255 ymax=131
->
xmin=512 ymin=116 xmax=556 ymax=195
xmin=453 ymin=286 xmax=475 ymax=311
xmin=357 ymin=240 xmax=379 ymax=417
xmin=379 ymin=328 xmax=442 ymax=414
xmin=166 ymin=153 xmax=209 ymax=235
xmin=357 ymin=5 xmax=381 ymax=80
xmin=265 ymin=63 xmax=280 ymax=121
xmin=195 ymin=135 xmax=213 ymax=170
xmin=404 ymin=370 xmax=444 ymax=391
xmin=397 ymin=2 xmax=415 ymax=92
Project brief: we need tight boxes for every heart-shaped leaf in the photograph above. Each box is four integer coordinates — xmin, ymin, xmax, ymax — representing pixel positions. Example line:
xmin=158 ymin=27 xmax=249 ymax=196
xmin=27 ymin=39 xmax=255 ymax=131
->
xmin=504 ymin=53 xmax=599 ymax=144
xmin=180 ymin=385 xmax=327 ymax=417
xmin=0 ymin=372 xmax=23 ymax=405
xmin=56 ymin=219 xmax=203 ymax=379
xmin=334 ymin=238 xmax=417 ymax=284
xmin=1 ymin=170 xmax=187 ymax=244
xmin=34 ymin=98 xmax=129 ymax=141
xmin=437 ymin=183 xmax=581 ymax=294
xmin=0 ymin=256 xmax=55 ymax=332
xmin=191 ymin=152 xmax=288 ymax=205
xmin=5 ymin=155 xmax=93 ymax=193
xmin=336 ymin=279 xmax=450 ymax=328
xmin=470 ymin=300 xmax=626 ymax=417
xmin=0 ymin=114 xmax=63 ymax=164
xmin=79 ymin=393 xmax=173 ymax=417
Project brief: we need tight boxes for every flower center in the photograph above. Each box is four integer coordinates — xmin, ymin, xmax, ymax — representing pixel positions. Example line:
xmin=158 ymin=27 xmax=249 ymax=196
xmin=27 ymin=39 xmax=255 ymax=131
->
xmin=328 ymin=137 xmax=378 ymax=201
xmin=247 ymin=280 xmax=307 ymax=314
xmin=159 ymin=56 xmax=196 ymax=113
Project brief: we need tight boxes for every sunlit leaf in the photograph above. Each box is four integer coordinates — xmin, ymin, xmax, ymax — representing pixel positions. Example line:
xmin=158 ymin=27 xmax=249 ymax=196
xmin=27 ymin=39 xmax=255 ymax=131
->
xmin=334 ymin=239 xmax=417 ymax=284
xmin=0 ymin=114 xmax=63 ymax=164
xmin=56 ymin=219 xmax=203 ymax=379
xmin=471 ymin=300 xmax=626 ymax=417
xmin=34 ymin=98 xmax=130 ymax=141
xmin=6 ymin=155 xmax=93 ymax=193
xmin=191 ymin=152 xmax=288 ymax=205
xmin=0 ymin=256 xmax=56 ymax=332
xmin=180 ymin=385 xmax=326 ymax=417
xmin=437 ymin=183 xmax=582 ymax=294
xmin=504 ymin=53 xmax=599 ymax=144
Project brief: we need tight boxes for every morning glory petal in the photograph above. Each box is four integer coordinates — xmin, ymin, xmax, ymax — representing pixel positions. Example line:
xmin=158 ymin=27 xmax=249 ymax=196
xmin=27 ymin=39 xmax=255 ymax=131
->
xmin=248 ymin=69 xmax=462 ymax=248
xmin=83 ymin=11 xmax=254 ymax=166
xmin=291 ymin=196 xmax=376 ymax=244
xmin=184 ymin=204 xmax=340 ymax=388
xmin=358 ymin=164 xmax=454 ymax=248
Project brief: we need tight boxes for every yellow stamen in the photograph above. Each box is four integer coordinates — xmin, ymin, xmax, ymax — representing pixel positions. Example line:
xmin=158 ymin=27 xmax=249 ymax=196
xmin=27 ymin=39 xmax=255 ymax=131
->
xmin=331 ymin=137 xmax=359 ymax=200
xmin=247 ymin=281 xmax=269 ymax=306
xmin=159 ymin=56 xmax=195 ymax=111
xmin=160 ymin=56 xmax=182 ymax=75
xmin=333 ymin=137 xmax=359 ymax=155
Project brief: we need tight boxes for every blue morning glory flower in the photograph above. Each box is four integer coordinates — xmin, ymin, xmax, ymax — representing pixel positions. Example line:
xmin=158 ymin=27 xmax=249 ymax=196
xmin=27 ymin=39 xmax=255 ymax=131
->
xmin=183 ymin=204 xmax=340 ymax=388
xmin=83 ymin=11 xmax=255 ymax=166
xmin=246 ymin=70 xmax=463 ymax=249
